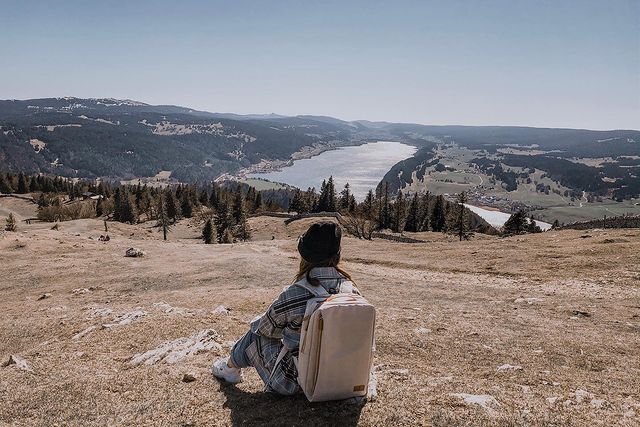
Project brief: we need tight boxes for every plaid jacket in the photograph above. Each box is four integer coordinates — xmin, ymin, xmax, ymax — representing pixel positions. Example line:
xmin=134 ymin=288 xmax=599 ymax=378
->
xmin=247 ymin=267 xmax=360 ymax=395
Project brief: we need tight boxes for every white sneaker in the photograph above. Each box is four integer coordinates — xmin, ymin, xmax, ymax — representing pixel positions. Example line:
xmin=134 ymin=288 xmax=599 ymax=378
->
xmin=212 ymin=357 xmax=243 ymax=384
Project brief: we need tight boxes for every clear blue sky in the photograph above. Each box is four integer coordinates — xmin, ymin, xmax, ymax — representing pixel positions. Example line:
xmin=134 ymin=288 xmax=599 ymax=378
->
xmin=2 ymin=0 xmax=638 ymax=130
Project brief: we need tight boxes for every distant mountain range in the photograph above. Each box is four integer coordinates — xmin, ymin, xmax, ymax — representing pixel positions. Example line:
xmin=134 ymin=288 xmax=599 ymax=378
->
xmin=1 ymin=97 xmax=638 ymax=192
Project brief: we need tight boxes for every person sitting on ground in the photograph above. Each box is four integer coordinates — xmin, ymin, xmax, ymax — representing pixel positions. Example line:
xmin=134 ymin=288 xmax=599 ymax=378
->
xmin=212 ymin=221 xmax=360 ymax=395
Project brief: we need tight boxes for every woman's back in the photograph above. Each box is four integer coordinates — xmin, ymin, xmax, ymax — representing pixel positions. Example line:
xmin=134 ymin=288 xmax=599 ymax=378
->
xmin=250 ymin=266 xmax=360 ymax=351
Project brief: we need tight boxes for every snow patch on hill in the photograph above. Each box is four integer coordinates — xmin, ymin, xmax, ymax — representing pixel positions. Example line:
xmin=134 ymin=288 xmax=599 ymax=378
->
xmin=34 ymin=124 xmax=82 ymax=131
xmin=78 ymin=115 xmax=119 ymax=125
xmin=28 ymin=139 xmax=46 ymax=153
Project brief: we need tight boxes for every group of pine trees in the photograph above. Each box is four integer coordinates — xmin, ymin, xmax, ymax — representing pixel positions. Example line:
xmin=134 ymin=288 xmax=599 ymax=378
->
xmin=286 ymin=177 xmax=479 ymax=238
xmin=502 ymin=210 xmax=543 ymax=236
xmin=107 ymin=182 xmax=257 ymax=243
xmin=1 ymin=171 xmax=546 ymax=240
xmin=1 ymin=171 xmax=76 ymax=195
xmin=1 ymin=171 xmax=261 ymax=243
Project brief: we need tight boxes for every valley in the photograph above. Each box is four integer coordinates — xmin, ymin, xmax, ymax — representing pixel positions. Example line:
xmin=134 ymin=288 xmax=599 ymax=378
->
xmin=1 ymin=98 xmax=639 ymax=225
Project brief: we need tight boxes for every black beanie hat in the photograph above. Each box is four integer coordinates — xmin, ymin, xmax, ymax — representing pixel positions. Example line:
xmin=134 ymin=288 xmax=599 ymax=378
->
xmin=297 ymin=221 xmax=342 ymax=263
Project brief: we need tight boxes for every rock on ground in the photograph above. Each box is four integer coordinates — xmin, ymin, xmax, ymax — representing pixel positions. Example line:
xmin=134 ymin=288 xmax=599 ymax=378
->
xmin=102 ymin=310 xmax=147 ymax=328
xmin=575 ymin=389 xmax=593 ymax=404
xmin=497 ymin=364 xmax=523 ymax=372
xmin=2 ymin=355 xmax=33 ymax=372
xmin=125 ymin=247 xmax=145 ymax=257
xmin=130 ymin=329 xmax=222 ymax=366
xmin=153 ymin=302 xmax=194 ymax=316
xmin=72 ymin=325 xmax=97 ymax=340
xmin=212 ymin=305 xmax=230 ymax=315
xmin=450 ymin=393 xmax=501 ymax=411
xmin=182 ymin=373 xmax=197 ymax=383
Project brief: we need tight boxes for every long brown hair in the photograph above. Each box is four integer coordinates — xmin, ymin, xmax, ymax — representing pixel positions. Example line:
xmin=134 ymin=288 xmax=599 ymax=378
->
xmin=294 ymin=254 xmax=354 ymax=287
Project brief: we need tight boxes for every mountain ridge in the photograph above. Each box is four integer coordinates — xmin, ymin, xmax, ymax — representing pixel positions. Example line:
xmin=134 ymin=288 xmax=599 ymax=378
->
xmin=1 ymin=98 xmax=638 ymax=213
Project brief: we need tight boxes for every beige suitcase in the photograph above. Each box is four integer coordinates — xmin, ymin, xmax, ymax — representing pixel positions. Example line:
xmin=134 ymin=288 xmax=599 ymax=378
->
xmin=294 ymin=280 xmax=376 ymax=402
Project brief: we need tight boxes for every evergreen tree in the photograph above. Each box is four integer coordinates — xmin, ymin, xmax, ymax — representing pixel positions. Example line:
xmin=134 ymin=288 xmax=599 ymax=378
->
xmin=234 ymin=205 xmax=252 ymax=241
xmin=17 ymin=172 xmax=28 ymax=194
xmin=417 ymin=192 xmax=431 ymax=232
xmin=317 ymin=177 xmax=337 ymax=212
xmin=339 ymin=183 xmax=352 ymax=211
xmin=253 ymin=192 xmax=263 ymax=212
xmin=326 ymin=176 xmax=337 ymax=211
xmin=135 ymin=183 xmax=143 ymax=207
xmin=378 ymin=181 xmax=391 ymax=229
xmin=348 ymin=194 xmax=356 ymax=213
xmin=232 ymin=185 xmax=244 ymax=223
xmin=527 ymin=216 xmax=543 ymax=233
xmin=202 ymin=219 xmax=214 ymax=244
xmin=391 ymin=191 xmax=406 ymax=232
xmin=446 ymin=191 xmax=473 ymax=241
xmin=214 ymin=199 xmax=233 ymax=243
xmin=180 ymin=191 xmax=193 ymax=218
xmin=430 ymin=194 xmax=446 ymax=232
xmin=119 ymin=190 xmax=137 ymax=224
xmin=316 ymin=180 xmax=328 ymax=212
xmin=156 ymin=192 xmax=172 ymax=241
xmin=112 ymin=188 xmax=123 ymax=221
xmin=363 ymin=189 xmax=375 ymax=220
xmin=138 ymin=191 xmax=153 ymax=220
xmin=199 ymin=189 xmax=210 ymax=207
xmin=305 ymin=187 xmax=318 ymax=212
xmin=289 ymin=189 xmax=305 ymax=213
xmin=164 ymin=189 xmax=180 ymax=221
xmin=95 ymin=197 xmax=104 ymax=217
xmin=29 ymin=176 xmax=39 ymax=192
xmin=5 ymin=213 xmax=17 ymax=232
xmin=209 ymin=185 xmax=219 ymax=210
xmin=0 ymin=174 xmax=13 ymax=194
xmin=404 ymin=193 xmax=420 ymax=232
xmin=503 ymin=210 xmax=528 ymax=236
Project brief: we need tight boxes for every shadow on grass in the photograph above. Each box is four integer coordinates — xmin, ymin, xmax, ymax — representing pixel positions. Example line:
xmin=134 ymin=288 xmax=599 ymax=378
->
xmin=220 ymin=383 xmax=364 ymax=427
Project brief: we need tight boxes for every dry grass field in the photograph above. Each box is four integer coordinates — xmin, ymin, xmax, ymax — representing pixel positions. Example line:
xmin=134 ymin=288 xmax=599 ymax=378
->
xmin=1 ymin=198 xmax=639 ymax=426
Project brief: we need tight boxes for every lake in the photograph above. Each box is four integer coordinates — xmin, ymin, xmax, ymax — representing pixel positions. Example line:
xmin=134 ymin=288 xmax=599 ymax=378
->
xmin=464 ymin=204 xmax=552 ymax=231
xmin=248 ymin=141 xmax=417 ymax=199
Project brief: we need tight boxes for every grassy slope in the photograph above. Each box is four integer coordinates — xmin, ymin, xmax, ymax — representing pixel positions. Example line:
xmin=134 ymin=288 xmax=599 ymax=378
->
xmin=0 ymin=207 xmax=639 ymax=426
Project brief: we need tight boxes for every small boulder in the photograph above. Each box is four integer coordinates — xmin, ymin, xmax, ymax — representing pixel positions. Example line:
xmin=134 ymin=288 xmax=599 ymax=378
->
xmin=182 ymin=373 xmax=197 ymax=383
xmin=497 ymin=364 xmax=523 ymax=372
xmin=212 ymin=305 xmax=230 ymax=315
xmin=572 ymin=310 xmax=591 ymax=318
xmin=450 ymin=393 xmax=501 ymax=411
xmin=125 ymin=247 xmax=145 ymax=258
xmin=37 ymin=293 xmax=52 ymax=301
xmin=575 ymin=389 xmax=593 ymax=403
xmin=2 ymin=355 xmax=33 ymax=372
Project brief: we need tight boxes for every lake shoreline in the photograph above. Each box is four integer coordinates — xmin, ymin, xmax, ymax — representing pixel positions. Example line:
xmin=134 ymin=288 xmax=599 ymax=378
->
xmin=244 ymin=141 xmax=417 ymax=199
xmin=236 ymin=140 xmax=368 ymax=178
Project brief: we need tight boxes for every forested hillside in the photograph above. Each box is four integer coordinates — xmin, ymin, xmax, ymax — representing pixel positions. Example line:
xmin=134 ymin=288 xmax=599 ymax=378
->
xmin=1 ymin=97 xmax=638 ymax=205
xmin=0 ymin=98 xmax=360 ymax=182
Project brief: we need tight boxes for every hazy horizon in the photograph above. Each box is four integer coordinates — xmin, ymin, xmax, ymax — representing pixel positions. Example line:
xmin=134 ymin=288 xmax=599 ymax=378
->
xmin=2 ymin=0 xmax=639 ymax=130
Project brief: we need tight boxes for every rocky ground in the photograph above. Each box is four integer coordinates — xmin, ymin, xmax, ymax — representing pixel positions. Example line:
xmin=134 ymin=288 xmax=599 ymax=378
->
xmin=0 ymin=197 xmax=639 ymax=426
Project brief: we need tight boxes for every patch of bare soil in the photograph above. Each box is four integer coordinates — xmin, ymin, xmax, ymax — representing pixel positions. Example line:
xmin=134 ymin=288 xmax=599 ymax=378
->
xmin=0 ymin=210 xmax=639 ymax=426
